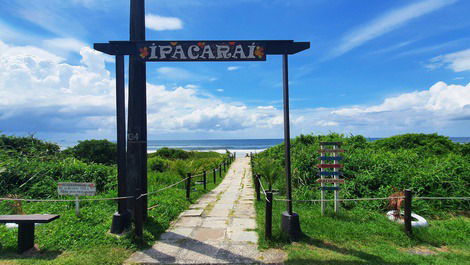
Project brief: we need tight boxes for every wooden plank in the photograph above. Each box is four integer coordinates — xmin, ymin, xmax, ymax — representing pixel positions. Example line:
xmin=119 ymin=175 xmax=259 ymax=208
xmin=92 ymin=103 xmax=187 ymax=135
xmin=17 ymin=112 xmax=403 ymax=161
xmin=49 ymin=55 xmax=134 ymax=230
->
xmin=137 ymin=41 xmax=267 ymax=61
xmin=320 ymin=142 xmax=342 ymax=146
xmin=319 ymin=186 xmax=341 ymax=191
xmin=316 ymin=179 xmax=345 ymax=184
xmin=94 ymin=40 xmax=311 ymax=56
xmin=317 ymin=171 xmax=343 ymax=176
xmin=0 ymin=214 xmax=60 ymax=224
xmin=317 ymin=164 xmax=343 ymax=169
xmin=317 ymin=149 xmax=345 ymax=153
xmin=318 ymin=156 xmax=342 ymax=161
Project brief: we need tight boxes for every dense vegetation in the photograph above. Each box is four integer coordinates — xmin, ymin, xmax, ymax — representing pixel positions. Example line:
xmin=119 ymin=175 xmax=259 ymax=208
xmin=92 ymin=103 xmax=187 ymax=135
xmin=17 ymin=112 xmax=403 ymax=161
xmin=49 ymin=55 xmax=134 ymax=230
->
xmin=253 ymin=133 xmax=469 ymax=264
xmin=253 ymin=133 xmax=470 ymax=214
xmin=0 ymin=134 xmax=231 ymax=264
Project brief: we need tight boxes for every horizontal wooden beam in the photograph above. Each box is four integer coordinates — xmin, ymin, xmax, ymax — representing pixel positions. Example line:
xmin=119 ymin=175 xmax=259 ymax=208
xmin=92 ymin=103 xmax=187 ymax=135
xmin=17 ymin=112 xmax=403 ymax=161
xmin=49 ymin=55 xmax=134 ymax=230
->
xmin=317 ymin=149 xmax=345 ymax=153
xmin=317 ymin=164 xmax=343 ymax=169
xmin=317 ymin=171 xmax=343 ymax=176
xmin=316 ymin=179 xmax=345 ymax=184
xmin=318 ymin=156 xmax=343 ymax=161
xmin=320 ymin=142 xmax=342 ymax=146
xmin=94 ymin=40 xmax=310 ymax=56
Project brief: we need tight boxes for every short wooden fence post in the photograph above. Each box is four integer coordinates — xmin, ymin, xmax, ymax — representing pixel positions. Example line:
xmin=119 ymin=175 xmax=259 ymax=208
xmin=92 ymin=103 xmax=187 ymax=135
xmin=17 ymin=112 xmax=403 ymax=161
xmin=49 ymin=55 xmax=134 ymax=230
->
xmin=265 ymin=191 xmax=273 ymax=239
xmin=219 ymin=165 xmax=222 ymax=178
xmin=186 ymin=173 xmax=191 ymax=200
xmin=404 ymin=189 xmax=412 ymax=235
xmin=255 ymin=174 xmax=261 ymax=201
xmin=213 ymin=168 xmax=216 ymax=184
xmin=203 ymin=171 xmax=207 ymax=190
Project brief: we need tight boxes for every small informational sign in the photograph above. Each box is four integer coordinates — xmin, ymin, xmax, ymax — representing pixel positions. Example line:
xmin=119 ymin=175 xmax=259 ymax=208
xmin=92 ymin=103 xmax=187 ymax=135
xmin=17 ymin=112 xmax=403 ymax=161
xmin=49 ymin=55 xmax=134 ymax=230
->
xmin=316 ymin=179 xmax=345 ymax=184
xmin=137 ymin=41 xmax=266 ymax=61
xmin=58 ymin=182 xmax=96 ymax=196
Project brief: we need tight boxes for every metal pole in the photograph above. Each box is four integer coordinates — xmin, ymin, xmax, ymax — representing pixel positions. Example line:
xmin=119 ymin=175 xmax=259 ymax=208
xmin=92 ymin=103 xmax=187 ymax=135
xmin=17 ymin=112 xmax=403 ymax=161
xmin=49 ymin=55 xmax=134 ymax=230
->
xmin=75 ymin=196 xmax=80 ymax=217
xmin=282 ymin=54 xmax=293 ymax=215
xmin=128 ymin=0 xmax=147 ymax=228
xmin=280 ymin=53 xmax=302 ymax=241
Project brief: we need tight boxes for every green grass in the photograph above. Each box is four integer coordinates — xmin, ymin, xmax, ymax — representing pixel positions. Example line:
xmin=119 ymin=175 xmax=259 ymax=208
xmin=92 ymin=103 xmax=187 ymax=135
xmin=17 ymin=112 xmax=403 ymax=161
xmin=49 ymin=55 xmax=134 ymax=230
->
xmin=0 ymin=156 xmax=232 ymax=265
xmin=255 ymin=197 xmax=470 ymax=264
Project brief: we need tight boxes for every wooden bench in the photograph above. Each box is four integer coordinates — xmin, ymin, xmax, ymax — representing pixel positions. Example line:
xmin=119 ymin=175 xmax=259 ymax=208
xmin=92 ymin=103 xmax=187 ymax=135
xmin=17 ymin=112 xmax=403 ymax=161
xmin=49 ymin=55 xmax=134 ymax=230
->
xmin=0 ymin=214 xmax=60 ymax=253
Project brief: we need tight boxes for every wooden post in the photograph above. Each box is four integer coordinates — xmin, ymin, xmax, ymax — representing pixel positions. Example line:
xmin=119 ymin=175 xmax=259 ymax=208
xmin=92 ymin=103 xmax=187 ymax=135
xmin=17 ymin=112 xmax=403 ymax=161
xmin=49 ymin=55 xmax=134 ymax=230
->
xmin=203 ymin=171 xmax=207 ymax=190
xmin=135 ymin=188 xmax=143 ymax=238
xmin=255 ymin=174 xmax=261 ymax=201
xmin=127 ymin=0 xmax=147 ymax=229
xmin=265 ymin=191 xmax=273 ymax=239
xmin=213 ymin=168 xmax=216 ymax=184
xmin=115 ymin=54 xmax=127 ymax=216
xmin=404 ymin=189 xmax=412 ymax=235
xmin=219 ymin=165 xmax=222 ymax=178
xmin=333 ymin=144 xmax=340 ymax=214
xmin=186 ymin=173 xmax=191 ymax=200
xmin=18 ymin=223 xmax=34 ymax=253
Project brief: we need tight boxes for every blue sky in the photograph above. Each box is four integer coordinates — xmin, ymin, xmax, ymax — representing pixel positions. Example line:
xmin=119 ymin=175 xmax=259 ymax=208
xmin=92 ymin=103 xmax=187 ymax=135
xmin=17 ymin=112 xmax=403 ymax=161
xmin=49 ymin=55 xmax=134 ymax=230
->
xmin=0 ymin=0 xmax=469 ymax=143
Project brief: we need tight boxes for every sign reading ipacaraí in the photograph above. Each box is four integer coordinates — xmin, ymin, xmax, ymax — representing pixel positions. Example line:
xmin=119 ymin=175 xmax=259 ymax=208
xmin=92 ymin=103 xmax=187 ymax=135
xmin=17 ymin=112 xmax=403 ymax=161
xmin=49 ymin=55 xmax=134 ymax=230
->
xmin=137 ymin=41 xmax=266 ymax=61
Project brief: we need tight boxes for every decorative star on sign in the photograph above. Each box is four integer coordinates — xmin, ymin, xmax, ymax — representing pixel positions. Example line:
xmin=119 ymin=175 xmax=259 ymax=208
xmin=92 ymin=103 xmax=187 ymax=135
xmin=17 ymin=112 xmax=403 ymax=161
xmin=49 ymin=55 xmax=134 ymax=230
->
xmin=140 ymin=47 xmax=149 ymax=59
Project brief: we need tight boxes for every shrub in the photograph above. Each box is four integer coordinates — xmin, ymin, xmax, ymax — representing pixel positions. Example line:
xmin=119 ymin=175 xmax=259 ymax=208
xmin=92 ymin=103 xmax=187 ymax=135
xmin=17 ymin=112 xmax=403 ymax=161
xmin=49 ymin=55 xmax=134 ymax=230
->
xmin=0 ymin=134 xmax=60 ymax=157
xmin=0 ymin=156 xmax=116 ymax=198
xmin=254 ymin=157 xmax=283 ymax=191
xmin=372 ymin=133 xmax=457 ymax=155
xmin=256 ymin=133 xmax=470 ymax=213
xmin=152 ymin=147 xmax=189 ymax=160
xmin=65 ymin=139 xmax=116 ymax=165
xmin=148 ymin=156 xmax=168 ymax=172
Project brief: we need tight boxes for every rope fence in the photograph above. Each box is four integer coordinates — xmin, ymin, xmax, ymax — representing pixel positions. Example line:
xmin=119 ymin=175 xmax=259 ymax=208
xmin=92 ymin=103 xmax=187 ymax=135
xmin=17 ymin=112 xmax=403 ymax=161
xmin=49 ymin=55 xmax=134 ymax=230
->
xmin=0 ymin=154 xmax=236 ymax=203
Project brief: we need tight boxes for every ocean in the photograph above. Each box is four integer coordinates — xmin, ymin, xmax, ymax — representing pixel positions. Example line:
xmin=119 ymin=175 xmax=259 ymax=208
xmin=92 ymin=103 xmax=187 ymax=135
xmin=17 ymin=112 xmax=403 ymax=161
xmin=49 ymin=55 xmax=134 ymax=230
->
xmin=147 ymin=137 xmax=470 ymax=156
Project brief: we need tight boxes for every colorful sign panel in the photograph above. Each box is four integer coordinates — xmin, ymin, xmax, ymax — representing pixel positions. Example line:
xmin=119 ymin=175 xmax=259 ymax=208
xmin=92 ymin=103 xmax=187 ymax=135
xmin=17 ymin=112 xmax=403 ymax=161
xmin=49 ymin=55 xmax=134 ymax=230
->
xmin=58 ymin=182 xmax=96 ymax=196
xmin=137 ymin=41 xmax=266 ymax=61
xmin=316 ymin=179 xmax=345 ymax=184
xmin=319 ymin=186 xmax=341 ymax=191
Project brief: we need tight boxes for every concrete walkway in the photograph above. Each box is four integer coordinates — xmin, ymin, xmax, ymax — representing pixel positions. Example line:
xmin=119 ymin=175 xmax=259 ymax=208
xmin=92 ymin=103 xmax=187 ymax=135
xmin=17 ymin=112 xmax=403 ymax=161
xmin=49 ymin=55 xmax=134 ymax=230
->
xmin=126 ymin=157 xmax=285 ymax=265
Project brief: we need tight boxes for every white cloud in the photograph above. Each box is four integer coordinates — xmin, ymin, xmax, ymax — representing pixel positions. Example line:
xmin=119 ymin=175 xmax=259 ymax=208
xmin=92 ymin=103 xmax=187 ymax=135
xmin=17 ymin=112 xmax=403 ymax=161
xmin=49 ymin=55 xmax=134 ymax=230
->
xmin=42 ymin=38 xmax=88 ymax=54
xmin=216 ymin=89 xmax=224 ymax=92
xmin=145 ymin=14 xmax=183 ymax=31
xmin=257 ymin=106 xmax=275 ymax=110
xmin=427 ymin=49 xmax=470 ymax=72
xmin=0 ymin=40 xmax=285 ymax=139
xmin=227 ymin=66 xmax=240 ymax=71
xmin=1 ymin=40 xmax=468 ymax=140
xmin=334 ymin=0 xmax=455 ymax=57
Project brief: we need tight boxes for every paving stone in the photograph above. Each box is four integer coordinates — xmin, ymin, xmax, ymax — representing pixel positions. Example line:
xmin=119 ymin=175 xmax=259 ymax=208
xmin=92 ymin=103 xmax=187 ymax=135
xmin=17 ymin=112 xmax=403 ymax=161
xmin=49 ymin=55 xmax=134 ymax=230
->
xmin=174 ymin=217 xmax=203 ymax=227
xmin=181 ymin=209 xmax=204 ymax=217
xmin=192 ymin=228 xmax=226 ymax=242
xmin=232 ymin=218 xmax=256 ymax=229
xmin=126 ymin=157 xmax=286 ymax=264
xmin=201 ymin=217 xmax=228 ymax=228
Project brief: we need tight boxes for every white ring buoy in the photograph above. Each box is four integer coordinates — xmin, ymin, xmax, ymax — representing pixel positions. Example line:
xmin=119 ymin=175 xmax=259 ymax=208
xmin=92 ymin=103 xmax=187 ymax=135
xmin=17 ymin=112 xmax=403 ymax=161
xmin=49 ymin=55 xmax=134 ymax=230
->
xmin=386 ymin=210 xmax=429 ymax=228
